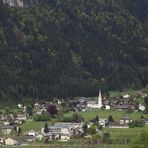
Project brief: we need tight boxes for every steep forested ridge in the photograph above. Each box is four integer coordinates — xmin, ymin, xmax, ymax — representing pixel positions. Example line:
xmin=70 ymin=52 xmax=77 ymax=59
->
xmin=0 ymin=0 xmax=147 ymax=101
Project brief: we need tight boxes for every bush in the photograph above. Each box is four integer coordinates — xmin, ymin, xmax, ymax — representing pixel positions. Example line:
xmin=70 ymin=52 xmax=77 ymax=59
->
xmin=129 ymin=120 xmax=144 ymax=128
xmin=88 ymin=125 xmax=97 ymax=135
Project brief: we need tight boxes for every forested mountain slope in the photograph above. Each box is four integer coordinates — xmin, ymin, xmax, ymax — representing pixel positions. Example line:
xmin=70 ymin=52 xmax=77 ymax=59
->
xmin=0 ymin=0 xmax=147 ymax=101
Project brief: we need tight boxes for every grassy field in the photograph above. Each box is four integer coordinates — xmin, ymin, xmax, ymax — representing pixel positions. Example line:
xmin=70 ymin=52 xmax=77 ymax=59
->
xmin=104 ymin=125 xmax=148 ymax=142
xmin=64 ymin=110 xmax=148 ymax=121
xmin=20 ymin=121 xmax=51 ymax=133
xmin=0 ymin=144 xmax=129 ymax=148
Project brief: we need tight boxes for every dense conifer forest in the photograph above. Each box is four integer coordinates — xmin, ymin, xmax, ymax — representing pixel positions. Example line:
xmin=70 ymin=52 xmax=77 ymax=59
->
xmin=0 ymin=0 xmax=147 ymax=101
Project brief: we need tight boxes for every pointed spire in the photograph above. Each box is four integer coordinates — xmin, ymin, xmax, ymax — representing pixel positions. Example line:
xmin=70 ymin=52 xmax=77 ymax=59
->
xmin=98 ymin=90 xmax=102 ymax=108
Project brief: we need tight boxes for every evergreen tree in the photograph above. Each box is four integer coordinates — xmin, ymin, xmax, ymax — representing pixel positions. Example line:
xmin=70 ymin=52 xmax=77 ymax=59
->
xmin=108 ymin=115 xmax=114 ymax=123
xmin=83 ymin=123 xmax=88 ymax=135
xmin=44 ymin=122 xmax=49 ymax=133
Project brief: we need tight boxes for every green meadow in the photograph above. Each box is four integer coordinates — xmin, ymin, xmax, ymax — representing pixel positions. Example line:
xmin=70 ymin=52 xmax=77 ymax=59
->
xmin=64 ymin=110 xmax=148 ymax=121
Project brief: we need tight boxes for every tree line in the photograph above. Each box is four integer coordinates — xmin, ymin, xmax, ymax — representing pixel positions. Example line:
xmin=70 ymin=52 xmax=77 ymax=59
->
xmin=0 ymin=0 xmax=147 ymax=102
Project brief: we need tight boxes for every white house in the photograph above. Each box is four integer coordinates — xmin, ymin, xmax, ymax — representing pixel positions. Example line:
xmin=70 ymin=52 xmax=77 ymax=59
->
xmin=138 ymin=104 xmax=145 ymax=111
xmin=17 ymin=103 xmax=23 ymax=109
xmin=99 ymin=118 xmax=108 ymax=127
xmin=87 ymin=90 xmax=102 ymax=109
xmin=36 ymin=133 xmax=43 ymax=140
xmin=123 ymin=94 xmax=130 ymax=99
xmin=105 ymin=105 xmax=111 ymax=110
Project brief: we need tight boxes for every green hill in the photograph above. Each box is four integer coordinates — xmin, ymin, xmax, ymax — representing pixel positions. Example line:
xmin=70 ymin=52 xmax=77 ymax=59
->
xmin=0 ymin=0 xmax=148 ymax=101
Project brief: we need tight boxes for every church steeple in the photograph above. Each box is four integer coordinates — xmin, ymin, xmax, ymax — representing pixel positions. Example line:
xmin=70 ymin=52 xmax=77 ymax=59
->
xmin=98 ymin=90 xmax=102 ymax=108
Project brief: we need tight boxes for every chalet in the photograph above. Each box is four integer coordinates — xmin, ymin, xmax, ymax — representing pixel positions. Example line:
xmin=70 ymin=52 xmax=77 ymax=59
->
xmin=0 ymin=125 xmax=15 ymax=134
xmin=120 ymin=117 xmax=132 ymax=125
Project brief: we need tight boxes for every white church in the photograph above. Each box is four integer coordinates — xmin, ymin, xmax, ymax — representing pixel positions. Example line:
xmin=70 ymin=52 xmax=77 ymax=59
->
xmin=87 ymin=90 xmax=102 ymax=109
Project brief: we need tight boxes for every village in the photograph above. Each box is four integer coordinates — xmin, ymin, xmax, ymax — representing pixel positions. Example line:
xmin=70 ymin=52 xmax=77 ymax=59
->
xmin=0 ymin=90 xmax=147 ymax=147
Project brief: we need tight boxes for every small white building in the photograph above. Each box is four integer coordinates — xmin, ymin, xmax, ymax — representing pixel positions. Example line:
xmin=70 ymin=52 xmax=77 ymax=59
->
xmin=105 ymin=105 xmax=111 ymax=110
xmin=123 ymin=94 xmax=130 ymax=99
xmin=26 ymin=130 xmax=36 ymax=137
xmin=138 ymin=104 xmax=145 ymax=111
xmin=17 ymin=103 xmax=23 ymax=109
xmin=36 ymin=134 xmax=43 ymax=140
xmin=99 ymin=118 xmax=108 ymax=127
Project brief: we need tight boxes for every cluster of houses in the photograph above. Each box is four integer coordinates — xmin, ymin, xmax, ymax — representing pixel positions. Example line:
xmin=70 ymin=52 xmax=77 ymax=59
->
xmin=0 ymin=116 xmax=148 ymax=146
xmin=69 ymin=90 xmax=147 ymax=113
xmin=0 ymin=90 xmax=147 ymax=146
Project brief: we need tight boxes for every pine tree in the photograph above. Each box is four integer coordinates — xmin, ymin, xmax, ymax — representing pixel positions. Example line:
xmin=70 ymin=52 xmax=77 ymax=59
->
xmin=44 ymin=122 xmax=49 ymax=133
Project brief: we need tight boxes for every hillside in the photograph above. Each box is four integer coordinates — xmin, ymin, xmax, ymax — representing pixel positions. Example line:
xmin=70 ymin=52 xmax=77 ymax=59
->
xmin=0 ymin=0 xmax=148 ymax=101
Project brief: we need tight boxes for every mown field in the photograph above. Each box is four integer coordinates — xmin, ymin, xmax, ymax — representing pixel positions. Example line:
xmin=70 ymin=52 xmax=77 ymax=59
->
xmin=64 ymin=110 xmax=148 ymax=121
xmin=19 ymin=110 xmax=148 ymax=133
xmin=20 ymin=121 xmax=51 ymax=133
